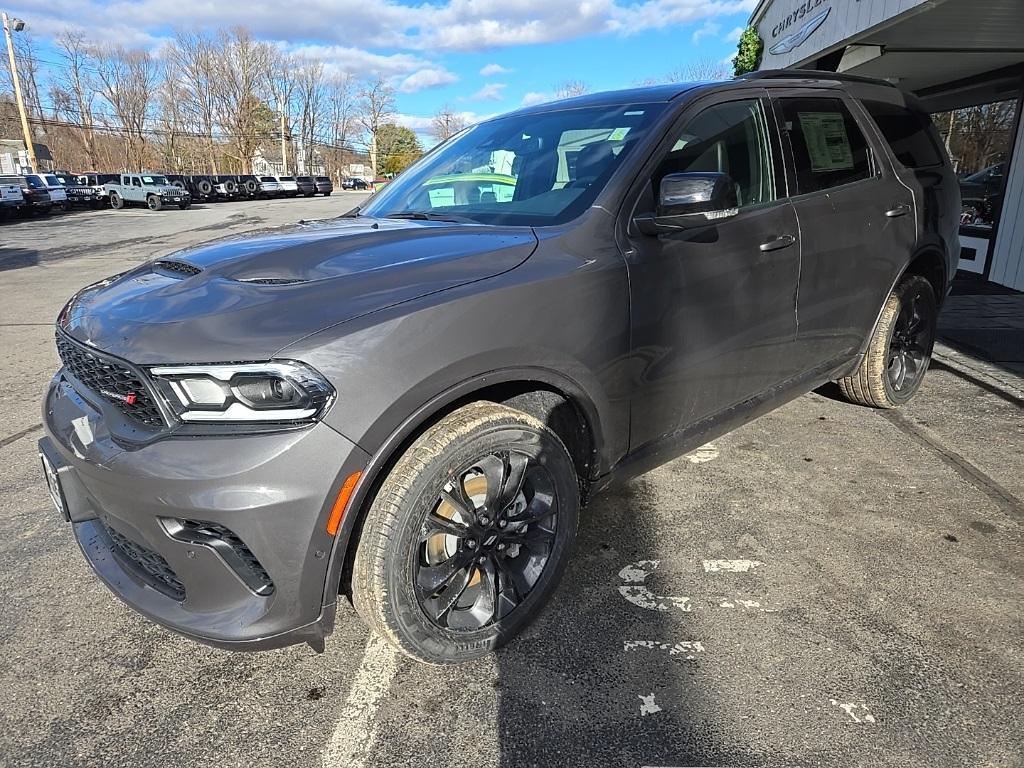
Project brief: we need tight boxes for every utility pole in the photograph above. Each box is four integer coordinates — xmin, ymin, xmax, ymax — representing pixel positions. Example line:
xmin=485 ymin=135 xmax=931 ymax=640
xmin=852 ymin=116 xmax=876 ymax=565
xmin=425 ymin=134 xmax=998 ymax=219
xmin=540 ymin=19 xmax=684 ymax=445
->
xmin=2 ymin=12 xmax=36 ymax=172
xmin=279 ymin=100 xmax=288 ymax=175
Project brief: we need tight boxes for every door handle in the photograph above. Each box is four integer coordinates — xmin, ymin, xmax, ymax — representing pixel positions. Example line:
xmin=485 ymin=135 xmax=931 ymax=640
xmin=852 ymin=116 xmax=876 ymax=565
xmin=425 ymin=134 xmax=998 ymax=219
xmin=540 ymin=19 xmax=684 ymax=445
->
xmin=886 ymin=203 xmax=911 ymax=218
xmin=759 ymin=234 xmax=796 ymax=252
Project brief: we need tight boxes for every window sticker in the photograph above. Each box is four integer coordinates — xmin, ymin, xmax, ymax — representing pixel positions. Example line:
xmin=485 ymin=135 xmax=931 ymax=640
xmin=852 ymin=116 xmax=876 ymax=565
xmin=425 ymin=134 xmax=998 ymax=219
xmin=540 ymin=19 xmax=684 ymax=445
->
xmin=798 ymin=112 xmax=854 ymax=172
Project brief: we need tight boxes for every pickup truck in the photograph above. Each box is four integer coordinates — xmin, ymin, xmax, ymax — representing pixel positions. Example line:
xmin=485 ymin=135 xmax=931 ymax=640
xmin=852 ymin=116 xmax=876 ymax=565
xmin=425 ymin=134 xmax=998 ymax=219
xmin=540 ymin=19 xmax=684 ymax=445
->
xmin=0 ymin=174 xmax=23 ymax=219
xmin=104 ymin=173 xmax=191 ymax=211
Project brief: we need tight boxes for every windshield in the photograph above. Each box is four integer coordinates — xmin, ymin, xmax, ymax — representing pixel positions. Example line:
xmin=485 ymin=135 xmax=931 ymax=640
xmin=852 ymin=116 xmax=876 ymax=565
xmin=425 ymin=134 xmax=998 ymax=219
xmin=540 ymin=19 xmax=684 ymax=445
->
xmin=24 ymin=175 xmax=45 ymax=189
xmin=142 ymin=175 xmax=169 ymax=185
xmin=44 ymin=174 xmax=60 ymax=186
xmin=360 ymin=103 xmax=664 ymax=226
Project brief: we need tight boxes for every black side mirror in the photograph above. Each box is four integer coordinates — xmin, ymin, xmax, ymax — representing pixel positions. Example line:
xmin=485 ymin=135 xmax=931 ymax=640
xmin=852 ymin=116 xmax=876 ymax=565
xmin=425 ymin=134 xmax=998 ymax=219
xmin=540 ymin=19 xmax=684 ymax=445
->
xmin=634 ymin=171 xmax=739 ymax=235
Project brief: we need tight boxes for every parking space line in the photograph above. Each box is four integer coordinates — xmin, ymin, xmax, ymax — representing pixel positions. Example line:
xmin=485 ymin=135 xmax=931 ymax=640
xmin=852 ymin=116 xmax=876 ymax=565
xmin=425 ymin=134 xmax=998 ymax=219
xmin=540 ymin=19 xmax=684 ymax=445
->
xmin=321 ymin=634 xmax=399 ymax=767
xmin=702 ymin=559 xmax=763 ymax=573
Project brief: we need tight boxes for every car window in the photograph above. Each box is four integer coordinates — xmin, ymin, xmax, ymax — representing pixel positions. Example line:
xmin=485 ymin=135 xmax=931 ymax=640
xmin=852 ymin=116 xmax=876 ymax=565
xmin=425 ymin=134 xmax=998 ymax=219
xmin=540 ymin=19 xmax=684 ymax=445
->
xmin=779 ymin=97 xmax=872 ymax=194
xmin=132 ymin=177 xmax=142 ymax=187
xmin=362 ymin=103 xmax=665 ymax=226
xmin=280 ymin=176 xmax=295 ymax=181
xmin=316 ymin=177 xmax=330 ymax=182
xmin=655 ymin=98 xmax=776 ymax=208
xmin=44 ymin=174 xmax=60 ymax=186
xmin=141 ymin=175 xmax=168 ymax=185
xmin=259 ymin=177 xmax=275 ymax=182
xmin=862 ymin=100 xmax=944 ymax=169
xmin=24 ymin=175 xmax=45 ymax=189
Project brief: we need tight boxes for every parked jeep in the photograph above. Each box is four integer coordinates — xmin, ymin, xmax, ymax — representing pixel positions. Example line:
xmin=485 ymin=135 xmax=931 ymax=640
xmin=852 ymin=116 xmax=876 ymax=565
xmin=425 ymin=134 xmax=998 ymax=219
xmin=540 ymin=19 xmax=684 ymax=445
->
xmin=41 ymin=72 xmax=959 ymax=664
xmin=235 ymin=174 xmax=262 ymax=199
xmin=78 ymin=173 xmax=119 ymax=206
xmin=54 ymin=172 xmax=102 ymax=209
xmin=105 ymin=173 xmax=191 ymax=211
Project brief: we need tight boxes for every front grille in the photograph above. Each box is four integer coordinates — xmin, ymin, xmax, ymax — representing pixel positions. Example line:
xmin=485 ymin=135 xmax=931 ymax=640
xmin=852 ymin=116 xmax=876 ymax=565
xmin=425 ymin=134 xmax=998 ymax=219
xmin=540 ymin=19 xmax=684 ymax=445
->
xmin=56 ymin=334 xmax=166 ymax=428
xmin=153 ymin=260 xmax=202 ymax=277
xmin=171 ymin=519 xmax=275 ymax=596
xmin=104 ymin=522 xmax=186 ymax=600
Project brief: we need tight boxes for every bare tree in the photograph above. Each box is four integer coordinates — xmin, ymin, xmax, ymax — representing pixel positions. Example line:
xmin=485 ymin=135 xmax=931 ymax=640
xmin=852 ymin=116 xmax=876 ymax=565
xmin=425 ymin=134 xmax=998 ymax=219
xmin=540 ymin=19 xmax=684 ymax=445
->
xmin=170 ymin=31 xmax=221 ymax=173
xmin=430 ymin=104 xmax=466 ymax=143
xmin=555 ymin=80 xmax=590 ymax=98
xmin=51 ymin=32 xmax=99 ymax=170
xmin=357 ymin=76 xmax=396 ymax=181
xmin=665 ymin=58 xmax=732 ymax=83
xmin=213 ymin=28 xmax=273 ymax=172
xmin=295 ymin=59 xmax=327 ymax=173
xmin=325 ymin=72 xmax=355 ymax=180
xmin=265 ymin=47 xmax=298 ymax=174
xmin=93 ymin=45 xmax=159 ymax=169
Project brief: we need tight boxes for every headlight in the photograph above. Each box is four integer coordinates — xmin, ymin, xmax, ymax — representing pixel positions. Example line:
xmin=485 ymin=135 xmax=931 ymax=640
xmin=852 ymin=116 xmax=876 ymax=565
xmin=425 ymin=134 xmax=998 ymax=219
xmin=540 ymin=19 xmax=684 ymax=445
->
xmin=148 ymin=361 xmax=334 ymax=424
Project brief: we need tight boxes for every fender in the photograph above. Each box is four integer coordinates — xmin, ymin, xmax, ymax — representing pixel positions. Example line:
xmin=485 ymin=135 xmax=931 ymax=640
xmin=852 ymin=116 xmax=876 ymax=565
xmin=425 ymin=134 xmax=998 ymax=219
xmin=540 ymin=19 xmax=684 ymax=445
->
xmin=842 ymin=245 xmax=951 ymax=376
xmin=317 ymin=364 xmax=607 ymax=614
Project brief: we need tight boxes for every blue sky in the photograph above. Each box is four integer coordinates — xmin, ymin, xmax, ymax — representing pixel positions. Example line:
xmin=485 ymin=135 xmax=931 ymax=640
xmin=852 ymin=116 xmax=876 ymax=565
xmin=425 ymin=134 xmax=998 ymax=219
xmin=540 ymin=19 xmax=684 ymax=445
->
xmin=8 ymin=0 xmax=755 ymax=140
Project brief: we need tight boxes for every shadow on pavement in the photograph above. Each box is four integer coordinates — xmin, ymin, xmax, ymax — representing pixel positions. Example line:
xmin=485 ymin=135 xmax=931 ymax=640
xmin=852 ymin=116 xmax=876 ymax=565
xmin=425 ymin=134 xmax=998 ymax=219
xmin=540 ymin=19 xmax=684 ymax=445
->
xmin=495 ymin=451 xmax=733 ymax=766
xmin=0 ymin=248 xmax=39 ymax=271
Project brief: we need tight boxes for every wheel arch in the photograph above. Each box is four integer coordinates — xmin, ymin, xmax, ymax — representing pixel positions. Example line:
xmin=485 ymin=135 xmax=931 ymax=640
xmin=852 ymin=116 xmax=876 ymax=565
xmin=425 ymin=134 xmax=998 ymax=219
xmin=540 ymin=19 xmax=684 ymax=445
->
xmin=323 ymin=367 xmax=603 ymax=603
xmin=853 ymin=245 xmax=950 ymax=366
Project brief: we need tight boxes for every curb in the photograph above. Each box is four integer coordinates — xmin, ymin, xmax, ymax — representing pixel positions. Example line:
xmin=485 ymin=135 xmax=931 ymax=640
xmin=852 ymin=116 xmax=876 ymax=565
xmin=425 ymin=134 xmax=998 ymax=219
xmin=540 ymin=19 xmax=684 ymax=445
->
xmin=932 ymin=339 xmax=1024 ymax=403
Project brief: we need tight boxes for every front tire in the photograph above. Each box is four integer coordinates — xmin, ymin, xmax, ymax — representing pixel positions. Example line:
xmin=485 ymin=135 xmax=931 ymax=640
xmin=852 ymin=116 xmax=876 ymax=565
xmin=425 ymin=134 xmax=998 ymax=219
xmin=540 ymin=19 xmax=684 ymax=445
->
xmin=352 ymin=401 xmax=579 ymax=665
xmin=147 ymin=195 xmax=163 ymax=211
xmin=837 ymin=275 xmax=937 ymax=408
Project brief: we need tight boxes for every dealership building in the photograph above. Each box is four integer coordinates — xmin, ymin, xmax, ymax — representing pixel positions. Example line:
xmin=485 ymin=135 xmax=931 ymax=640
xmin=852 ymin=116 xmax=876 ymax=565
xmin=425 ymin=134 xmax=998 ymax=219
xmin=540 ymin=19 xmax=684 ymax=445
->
xmin=748 ymin=0 xmax=1024 ymax=292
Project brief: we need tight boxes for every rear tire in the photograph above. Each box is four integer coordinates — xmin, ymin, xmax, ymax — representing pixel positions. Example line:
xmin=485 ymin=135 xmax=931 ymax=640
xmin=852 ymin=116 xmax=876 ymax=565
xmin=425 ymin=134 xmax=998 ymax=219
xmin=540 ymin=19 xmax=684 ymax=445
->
xmin=110 ymin=192 xmax=123 ymax=210
xmin=352 ymin=401 xmax=579 ymax=665
xmin=837 ymin=275 xmax=937 ymax=408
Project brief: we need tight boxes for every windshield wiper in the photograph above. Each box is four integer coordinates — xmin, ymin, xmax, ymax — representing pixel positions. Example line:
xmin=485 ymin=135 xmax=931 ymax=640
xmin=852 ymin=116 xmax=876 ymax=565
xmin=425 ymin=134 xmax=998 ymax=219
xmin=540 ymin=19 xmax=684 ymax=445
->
xmin=384 ymin=211 xmax=477 ymax=224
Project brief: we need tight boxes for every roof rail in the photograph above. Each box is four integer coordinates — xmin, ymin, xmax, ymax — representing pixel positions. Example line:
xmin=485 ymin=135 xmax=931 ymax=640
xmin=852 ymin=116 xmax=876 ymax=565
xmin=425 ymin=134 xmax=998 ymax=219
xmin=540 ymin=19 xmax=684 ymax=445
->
xmin=740 ymin=69 xmax=898 ymax=88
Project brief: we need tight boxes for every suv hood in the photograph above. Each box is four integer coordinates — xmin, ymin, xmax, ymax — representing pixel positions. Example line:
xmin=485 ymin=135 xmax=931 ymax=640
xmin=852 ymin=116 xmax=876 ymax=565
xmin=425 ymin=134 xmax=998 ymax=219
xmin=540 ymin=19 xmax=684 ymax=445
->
xmin=59 ymin=217 xmax=538 ymax=363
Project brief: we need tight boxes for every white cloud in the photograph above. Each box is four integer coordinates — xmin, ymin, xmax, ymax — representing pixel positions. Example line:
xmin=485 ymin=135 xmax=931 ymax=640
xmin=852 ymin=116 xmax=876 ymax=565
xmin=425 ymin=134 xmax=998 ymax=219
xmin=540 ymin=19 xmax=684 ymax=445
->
xmin=468 ymin=82 xmax=507 ymax=101
xmin=521 ymin=91 xmax=552 ymax=107
xmin=724 ymin=25 xmax=745 ymax=43
xmin=398 ymin=67 xmax=459 ymax=93
xmin=691 ymin=21 xmax=721 ymax=44
xmin=11 ymin=0 xmax=760 ymax=54
xmin=480 ymin=63 xmax=513 ymax=77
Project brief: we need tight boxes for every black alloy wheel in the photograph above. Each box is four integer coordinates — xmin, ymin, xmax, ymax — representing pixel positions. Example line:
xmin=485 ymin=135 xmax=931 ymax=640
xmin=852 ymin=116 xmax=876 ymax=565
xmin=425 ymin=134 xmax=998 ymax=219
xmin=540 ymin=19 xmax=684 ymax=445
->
xmin=415 ymin=450 xmax=558 ymax=632
xmin=887 ymin=282 xmax=935 ymax=394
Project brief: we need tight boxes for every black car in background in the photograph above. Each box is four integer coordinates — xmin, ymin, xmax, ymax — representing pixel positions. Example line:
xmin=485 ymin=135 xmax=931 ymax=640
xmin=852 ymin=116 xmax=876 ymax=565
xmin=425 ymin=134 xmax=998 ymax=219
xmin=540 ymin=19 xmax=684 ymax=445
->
xmin=167 ymin=175 xmax=216 ymax=202
xmin=341 ymin=177 xmax=368 ymax=190
xmin=314 ymin=176 xmax=333 ymax=196
xmin=295 ymin=175 xmax=317 ymax=197
xmin=19 ymin=174 xmax=52 ymax=215
xmin=959 ymin=162 xmax=1005 ymax=226
xmin=54 ymin=172 xmax=102 ymax=209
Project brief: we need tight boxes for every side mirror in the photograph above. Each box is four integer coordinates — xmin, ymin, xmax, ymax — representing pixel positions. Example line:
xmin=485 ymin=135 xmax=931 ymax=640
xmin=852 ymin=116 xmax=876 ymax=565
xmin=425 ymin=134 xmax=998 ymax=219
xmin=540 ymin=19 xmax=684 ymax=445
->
xmin=634 ymin=172 xmax=739 ymax=235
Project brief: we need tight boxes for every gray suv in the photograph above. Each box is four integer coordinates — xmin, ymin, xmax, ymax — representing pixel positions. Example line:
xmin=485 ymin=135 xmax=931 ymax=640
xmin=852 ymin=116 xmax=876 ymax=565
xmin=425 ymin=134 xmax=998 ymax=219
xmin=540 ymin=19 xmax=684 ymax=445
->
xmin=39 ymin=71 xmax=959 ymax=664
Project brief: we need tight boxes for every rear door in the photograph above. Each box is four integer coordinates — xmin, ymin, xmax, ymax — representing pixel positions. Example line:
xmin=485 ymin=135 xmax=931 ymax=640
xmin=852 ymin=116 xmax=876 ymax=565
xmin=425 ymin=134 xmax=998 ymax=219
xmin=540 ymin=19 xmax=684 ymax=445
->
xmin=772 ymin=89 xmax=916 ymax=371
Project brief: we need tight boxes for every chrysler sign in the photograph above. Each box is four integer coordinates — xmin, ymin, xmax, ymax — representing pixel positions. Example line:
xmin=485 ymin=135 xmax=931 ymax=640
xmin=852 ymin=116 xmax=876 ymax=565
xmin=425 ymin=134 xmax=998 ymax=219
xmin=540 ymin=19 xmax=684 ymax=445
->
xmin=768 ymin=0 xmax=831 ymax=56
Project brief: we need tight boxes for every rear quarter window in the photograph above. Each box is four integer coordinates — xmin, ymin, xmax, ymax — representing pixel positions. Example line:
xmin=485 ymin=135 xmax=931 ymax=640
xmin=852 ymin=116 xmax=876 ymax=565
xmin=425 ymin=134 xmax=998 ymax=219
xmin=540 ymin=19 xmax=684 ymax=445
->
xmin=862 ymin=99 xmax=945 ymax=169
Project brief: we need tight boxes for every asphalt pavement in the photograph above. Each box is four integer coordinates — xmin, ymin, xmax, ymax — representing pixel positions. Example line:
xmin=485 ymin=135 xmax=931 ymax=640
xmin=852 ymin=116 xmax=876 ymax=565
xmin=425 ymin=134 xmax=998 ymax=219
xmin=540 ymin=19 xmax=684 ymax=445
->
xmin=1 ymin=195 xmax=1021 ymax=768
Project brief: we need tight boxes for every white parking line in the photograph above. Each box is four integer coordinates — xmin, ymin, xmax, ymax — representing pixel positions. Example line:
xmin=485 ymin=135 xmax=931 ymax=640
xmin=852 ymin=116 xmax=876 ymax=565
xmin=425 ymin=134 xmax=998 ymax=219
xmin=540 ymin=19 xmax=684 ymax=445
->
xmin=638 ymin=693 xmax=663 ymax=716
xmin=683 ymin=442 xmax=719 ymax=463
xmin=623 ymin=640 xmax=705 ymax=660
xmin=618 ymin=560 xmax=692 ymax=612
xmin=702 ymin=559 xmax=763 ymax=573
xmin=321 ymin=634 xmax=400 ymax=767
xmin=830 ymin=699 xmax=877 ymax=724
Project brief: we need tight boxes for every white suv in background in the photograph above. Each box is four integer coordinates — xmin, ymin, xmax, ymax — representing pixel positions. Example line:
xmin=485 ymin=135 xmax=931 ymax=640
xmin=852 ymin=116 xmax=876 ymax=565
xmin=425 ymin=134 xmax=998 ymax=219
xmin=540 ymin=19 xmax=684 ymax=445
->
xmin=40 ymin=173 xmax=70 ymax=211
xmin=258 ymin=176 xmax=283 ymax=198
xmin=276 ymin=176 xmax=299 ymax=197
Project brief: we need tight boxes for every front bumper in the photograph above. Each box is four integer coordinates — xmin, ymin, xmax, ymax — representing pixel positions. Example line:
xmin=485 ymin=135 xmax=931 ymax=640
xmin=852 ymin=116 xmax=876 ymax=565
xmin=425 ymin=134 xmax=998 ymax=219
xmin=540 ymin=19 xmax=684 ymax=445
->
xmin=41 ymin=371 xmax=369 ymax=651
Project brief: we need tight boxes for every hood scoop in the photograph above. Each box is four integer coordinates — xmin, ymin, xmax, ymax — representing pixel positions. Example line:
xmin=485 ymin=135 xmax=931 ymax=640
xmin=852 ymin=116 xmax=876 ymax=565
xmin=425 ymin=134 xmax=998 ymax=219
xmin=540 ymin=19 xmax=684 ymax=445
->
xmin=234 ymin=276 xmax=306 ymax=285
xmin=153 ymin=260 xmax=202 ymax=278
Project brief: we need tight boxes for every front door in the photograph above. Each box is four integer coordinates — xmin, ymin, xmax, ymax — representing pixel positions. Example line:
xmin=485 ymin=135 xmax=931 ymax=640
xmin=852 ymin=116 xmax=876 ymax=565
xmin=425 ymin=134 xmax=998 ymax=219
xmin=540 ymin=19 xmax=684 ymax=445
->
xmin=623 ymin=91 xmax=801 ymax=455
